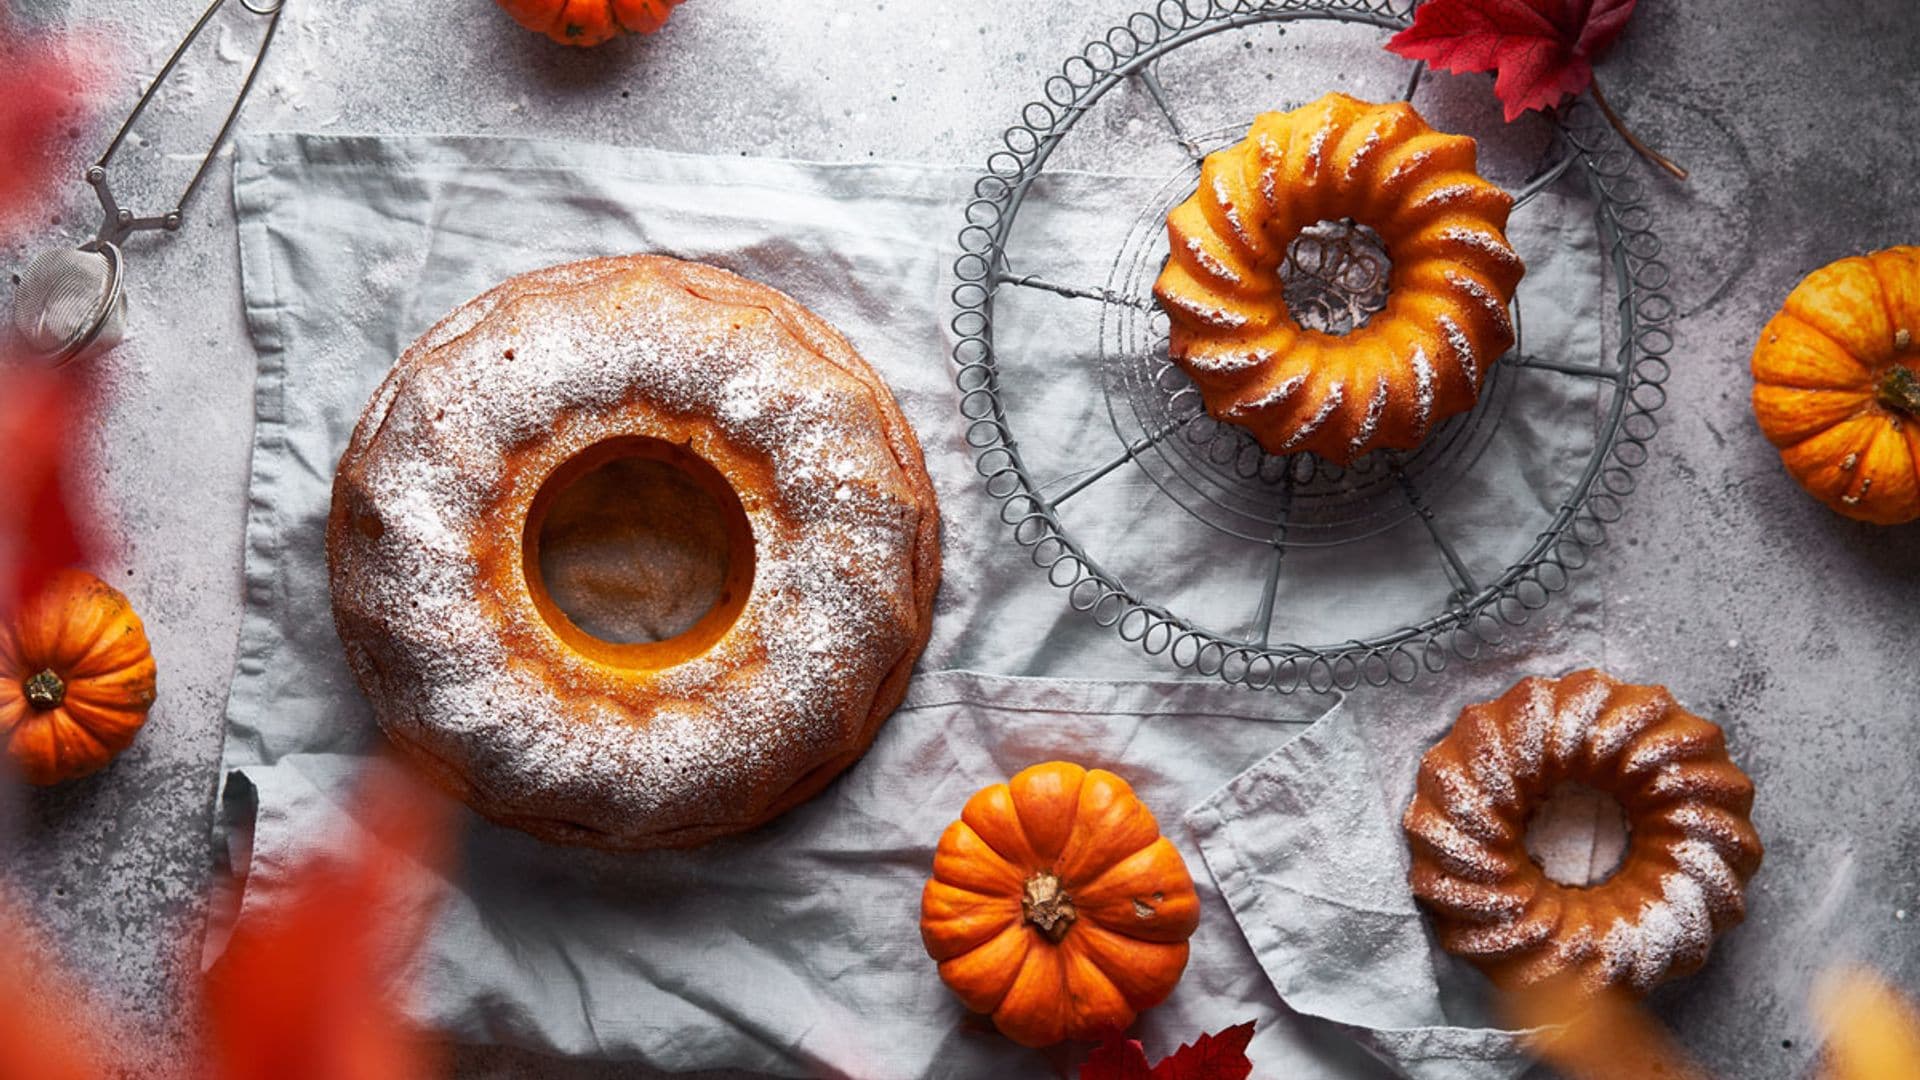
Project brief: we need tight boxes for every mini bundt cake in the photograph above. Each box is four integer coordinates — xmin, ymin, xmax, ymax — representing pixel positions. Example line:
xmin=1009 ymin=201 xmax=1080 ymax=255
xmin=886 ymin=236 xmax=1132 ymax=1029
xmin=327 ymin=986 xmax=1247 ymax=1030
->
xmin=1153 ymin=92 xmax=1525 ymax=465
xmin=1403 ymin=670 xmax=1763 ymax=996
xmin=328 ymin=255 xmax=941 ymax=851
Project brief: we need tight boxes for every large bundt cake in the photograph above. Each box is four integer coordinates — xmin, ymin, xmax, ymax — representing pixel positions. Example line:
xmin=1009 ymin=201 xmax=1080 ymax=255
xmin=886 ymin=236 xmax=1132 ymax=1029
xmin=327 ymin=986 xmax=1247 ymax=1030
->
xmin=1153 ymin=92 xmax=1525 ymax=465
xmin=328 ymin=255 xmax=942 ymax=851
xmin=1403 ymin=670 xmax=1763 ymax=995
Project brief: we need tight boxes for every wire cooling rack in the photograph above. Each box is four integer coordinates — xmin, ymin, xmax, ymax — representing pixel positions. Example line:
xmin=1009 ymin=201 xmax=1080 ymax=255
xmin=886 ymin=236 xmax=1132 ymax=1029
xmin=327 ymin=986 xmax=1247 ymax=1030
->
xmin=950 ymin=0 xmax=1673 ymax=694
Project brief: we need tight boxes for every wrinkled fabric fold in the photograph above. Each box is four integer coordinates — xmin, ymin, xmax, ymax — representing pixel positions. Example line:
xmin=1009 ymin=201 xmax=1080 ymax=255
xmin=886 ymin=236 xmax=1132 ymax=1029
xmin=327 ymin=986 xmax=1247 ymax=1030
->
xmin=1190 ymin=702 xmax=1529 ymax=1080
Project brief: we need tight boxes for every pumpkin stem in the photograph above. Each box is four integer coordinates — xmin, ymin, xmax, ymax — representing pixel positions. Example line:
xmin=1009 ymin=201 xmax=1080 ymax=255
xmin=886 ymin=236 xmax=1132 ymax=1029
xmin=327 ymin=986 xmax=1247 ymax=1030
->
xmin=23 ymin=670 xmax=65 ymax=711
xmin=1880 ymin=366 xmax=1920 ymax=419
xmin=1021 ymin=871 xmax=1077 ymax=943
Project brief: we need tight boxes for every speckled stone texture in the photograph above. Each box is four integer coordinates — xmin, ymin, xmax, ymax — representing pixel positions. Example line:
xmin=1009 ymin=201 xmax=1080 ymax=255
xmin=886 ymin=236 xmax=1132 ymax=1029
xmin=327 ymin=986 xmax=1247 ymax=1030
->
xmin=3 ymin=1 xmax=1916 ymax=1077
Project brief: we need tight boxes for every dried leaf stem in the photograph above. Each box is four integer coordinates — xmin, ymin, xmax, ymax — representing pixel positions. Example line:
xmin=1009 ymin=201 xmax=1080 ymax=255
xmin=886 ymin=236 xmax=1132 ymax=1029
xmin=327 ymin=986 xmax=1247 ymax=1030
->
xmin=1589 ymin=77 xmax=1689 ymax=181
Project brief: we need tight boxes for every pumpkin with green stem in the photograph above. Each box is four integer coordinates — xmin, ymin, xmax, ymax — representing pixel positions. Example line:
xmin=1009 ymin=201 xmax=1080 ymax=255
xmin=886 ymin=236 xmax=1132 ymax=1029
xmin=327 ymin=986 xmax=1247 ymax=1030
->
xmin=920 ymin=762 xmax=1200 ymax=1047
xmin=1 ymin=570 xmax=157 ymax=785
xmin=1751 ymin=246 xmax=1920 ymax=525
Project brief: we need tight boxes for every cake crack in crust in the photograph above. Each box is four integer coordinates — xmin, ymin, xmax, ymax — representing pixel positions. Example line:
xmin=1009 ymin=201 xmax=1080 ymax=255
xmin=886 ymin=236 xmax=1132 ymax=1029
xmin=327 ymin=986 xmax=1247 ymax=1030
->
xmin=1403 ymin=670 xmax=1764 ymax=997
xmin=1153 ymin=92 xmax=1526 ymax=466
xmin=328 ymin=255 xmax=941 ymax=851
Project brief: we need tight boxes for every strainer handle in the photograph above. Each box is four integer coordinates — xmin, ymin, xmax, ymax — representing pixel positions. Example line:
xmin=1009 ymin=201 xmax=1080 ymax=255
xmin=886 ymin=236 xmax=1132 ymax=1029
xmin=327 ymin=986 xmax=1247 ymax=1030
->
xmin=89 ymin=0 xmax=285 ymax=245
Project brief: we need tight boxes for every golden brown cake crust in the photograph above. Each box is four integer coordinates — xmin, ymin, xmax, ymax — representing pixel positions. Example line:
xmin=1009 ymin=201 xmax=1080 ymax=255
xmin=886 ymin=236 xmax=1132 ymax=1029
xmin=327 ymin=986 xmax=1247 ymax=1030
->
xmin=327 ymin=255 xmax=941 ymax=851
xmin=1403 ymin=669 xmax=1763 ymax=996
xmin=1153 ymin=92 xmax=1525 ymax=465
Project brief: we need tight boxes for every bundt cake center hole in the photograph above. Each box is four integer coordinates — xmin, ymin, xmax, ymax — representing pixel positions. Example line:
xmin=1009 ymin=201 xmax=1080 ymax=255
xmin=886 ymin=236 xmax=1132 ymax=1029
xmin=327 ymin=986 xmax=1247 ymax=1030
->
xmin=529 ymin=439 xmax=751 ymax=648
xmin=1280 ymin=219 xmax=1392 ymax=336
xmin=1524 ymin=781 xmax=1631 ymax=887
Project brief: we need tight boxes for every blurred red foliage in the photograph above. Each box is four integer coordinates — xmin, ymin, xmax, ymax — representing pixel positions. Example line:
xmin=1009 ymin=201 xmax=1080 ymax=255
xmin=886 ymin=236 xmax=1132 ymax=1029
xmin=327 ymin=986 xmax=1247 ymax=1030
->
xmin=204 ymin=762 xmax=452 ymax=1080
xmin=0 ymin=367 xmax=99 ymax=612
xmin=0 ymin=4 xmax=102 ymax=611
xmin=0 ymin=762 xmax=452 ymax=1079
xmin=0 ymin=1 xmax=87 ymax=235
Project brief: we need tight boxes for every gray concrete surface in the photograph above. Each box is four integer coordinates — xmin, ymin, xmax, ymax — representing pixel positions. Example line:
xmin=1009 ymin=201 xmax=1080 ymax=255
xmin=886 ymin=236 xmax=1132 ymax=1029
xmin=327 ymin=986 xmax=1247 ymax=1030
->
xmin=3 ymin=0 xmax=1916 ymax=1077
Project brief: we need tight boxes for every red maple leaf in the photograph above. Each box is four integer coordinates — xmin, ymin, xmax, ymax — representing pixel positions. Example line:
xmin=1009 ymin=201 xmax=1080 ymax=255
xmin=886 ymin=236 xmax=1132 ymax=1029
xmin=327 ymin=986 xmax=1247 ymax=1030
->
xmin=1386 ymin=0 xmax=1636 ymax=121
xmin=1082 ymin=1023 xmax=1256 ymax=1080
xmin=1153 ymin=1023 xmax=1256 ymax=1080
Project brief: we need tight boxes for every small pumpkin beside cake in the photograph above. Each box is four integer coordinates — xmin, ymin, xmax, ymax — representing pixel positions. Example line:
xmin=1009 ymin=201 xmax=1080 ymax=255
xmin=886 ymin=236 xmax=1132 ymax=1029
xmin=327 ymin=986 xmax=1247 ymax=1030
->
xmin=0 ymin=569 xmax=158 ymax=785
xmin=920 ymin=762 xmax=1200 ymax=1047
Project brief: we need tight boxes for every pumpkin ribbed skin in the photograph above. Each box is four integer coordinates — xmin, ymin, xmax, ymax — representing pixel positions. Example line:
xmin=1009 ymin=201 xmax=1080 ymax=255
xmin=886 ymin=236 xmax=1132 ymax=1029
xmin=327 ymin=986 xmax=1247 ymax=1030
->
xmin=919 ymin=762 xmax=1199 ymax=1048
xmin=0 ymin=570 xmax=157 ymax=785
xmin=1751 ymin=245 xmax=1920 ymax=525
xmin=494 ymin=0 xmax=683 ymax=46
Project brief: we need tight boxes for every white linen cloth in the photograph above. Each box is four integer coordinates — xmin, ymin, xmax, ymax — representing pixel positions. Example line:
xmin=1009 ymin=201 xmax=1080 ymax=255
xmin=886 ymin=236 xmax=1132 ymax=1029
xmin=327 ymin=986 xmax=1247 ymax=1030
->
xmin=211 ymin=132 xmax=1604 ymax=1078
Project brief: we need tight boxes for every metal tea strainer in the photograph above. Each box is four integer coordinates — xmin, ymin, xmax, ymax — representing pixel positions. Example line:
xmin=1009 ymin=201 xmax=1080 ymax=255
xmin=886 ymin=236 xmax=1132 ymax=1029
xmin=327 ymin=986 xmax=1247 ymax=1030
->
xmin=9 ymin=0 xmax=284 ymax=367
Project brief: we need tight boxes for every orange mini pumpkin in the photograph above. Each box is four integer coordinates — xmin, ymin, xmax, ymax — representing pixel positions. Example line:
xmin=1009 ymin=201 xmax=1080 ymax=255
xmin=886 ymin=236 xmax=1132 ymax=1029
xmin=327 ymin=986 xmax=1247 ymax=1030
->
xmin=494 ymin=0 xmax=684 ymax=46
xmin=1751 ymin=245 xmax=1920 ymax=524
xmin=919 ymin=761 xmax=1200 ymax=1048
xmin=0 ymin=569 xmax=157 ymax=785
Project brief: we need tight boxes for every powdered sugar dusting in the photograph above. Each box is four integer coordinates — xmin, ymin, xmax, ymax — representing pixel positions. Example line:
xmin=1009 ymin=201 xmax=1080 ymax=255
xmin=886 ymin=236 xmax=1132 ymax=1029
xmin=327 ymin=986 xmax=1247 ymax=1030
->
xmin=1210 ymin=173 xmax=1259 ymax=255
xmin=1385 ymin=148 xmax=1435 ymax=189
xmin=1344 ymin=124 xmax=1385 ymax=183
xmin=1437 ymin=314 xmax=1479 ymax=388
xmin=1444 ymin=270 xmax=1515 ymax=338
xmin=1664 ymin=803 xmax=1760 ymax=863
xmin=1224 ymin=372 xmax=1306 ymax=417
xmin=329 ymin=257 xmax=935 ymax=848
xmin=1255 ymin=132 xmax=1284 ymax=210
xmin=1184 ymin=236 xmax=1242 ymax=286
xmin=1415 ymin=181 xmax=1480 ymax=210
xmin=1422 ymin=754 xmax=1505 ymax=844
xmin=1161 ymin=288 xmax=1251 ymax=329
xmin=1439 ymin=225 xmax=1524 ymax=280
xmin=1157 ymin=95 xmax=1522 ymax=466
xmin=1408 ymin=810 xmax=1512 ymax=883
xmin=1588 ymin=690 xmax=1670 ymax=766
xmin=1304 ymin=122 xmax=1334 ymax=179
xmin=1551 ymin=675 xmax=1611 ymax=767
xmin=1404 ymin=670 xmax=1763 ymax=996
xmin=1347 ymin=377 xmax=1391 ymax=455
xmin=1410 ymin=347 xmax=1436 ymax=433
xmin=1276 ymin=381 xmax=1344 ymax=451
xmin=1187 ymin=345 xmax=1272 ymax=375
xmin=1671 ymin=837 xmax=1743 ymax=912
xmin=1599 ymin=871 xmax=1712 ymax=992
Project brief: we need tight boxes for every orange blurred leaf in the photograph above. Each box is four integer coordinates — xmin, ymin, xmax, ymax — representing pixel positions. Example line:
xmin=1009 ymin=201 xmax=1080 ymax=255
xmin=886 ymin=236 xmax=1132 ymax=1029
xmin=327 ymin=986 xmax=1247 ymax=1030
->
xmin=1816 ymin=968 xmax=1920 ymax=1080
xmin=1505 ymin=979 xmax=1710 ymax=1080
